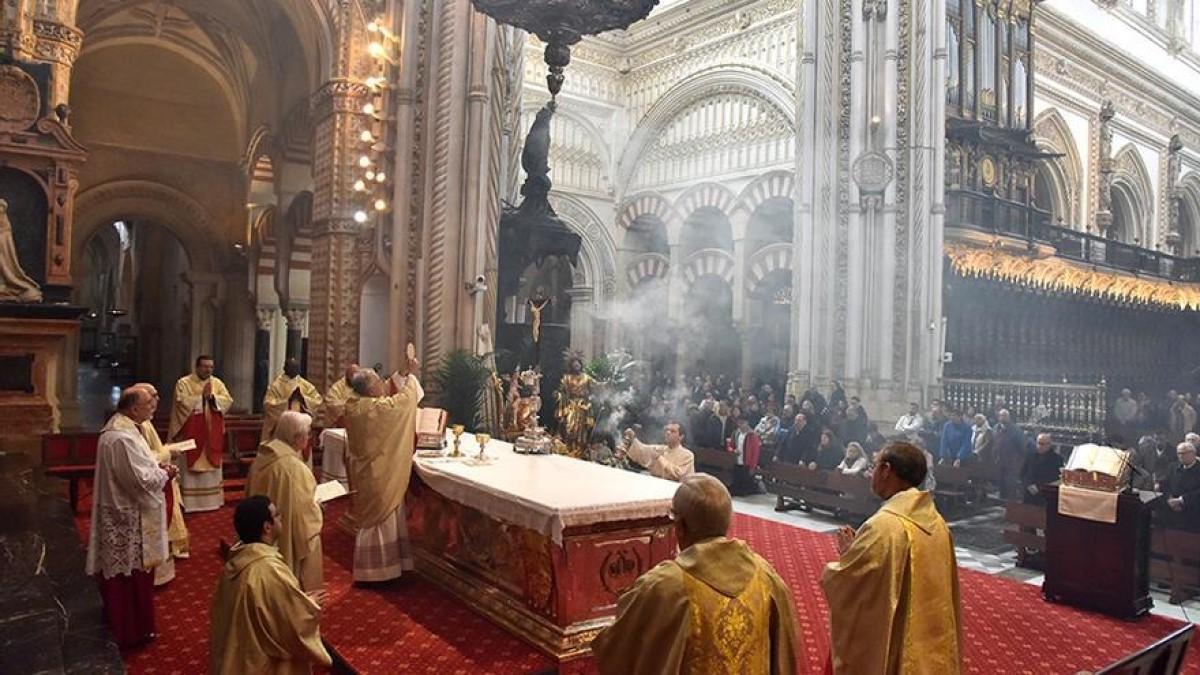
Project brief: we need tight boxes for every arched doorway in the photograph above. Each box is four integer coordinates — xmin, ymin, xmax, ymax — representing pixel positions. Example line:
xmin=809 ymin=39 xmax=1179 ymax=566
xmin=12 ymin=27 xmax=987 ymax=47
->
xmin=75 ymin=220 xmax=194 ymax=424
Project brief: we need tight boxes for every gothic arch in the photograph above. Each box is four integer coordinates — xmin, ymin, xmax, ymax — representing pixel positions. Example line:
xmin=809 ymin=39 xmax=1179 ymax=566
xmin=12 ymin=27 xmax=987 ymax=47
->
xmin=73 ymin=180 xmax=221 ymax=275
xmin=1179 ymin=172 xmax=1200 ymax=257
xmin=616 ymin=191 xmax=682 ymax=233
xmin=739 ymin=170 xmax=797 ymax=214
xmin=549 ymin=193 xmax=620 ymax=299
xmin=616 ymin=64 xmax=797 ymax=194
xmin=681 ymin=249 xmax=736 ymax=286
xmin=675 ymin=182 xmax=741 ymax=221
xmin=1032 ymin=109 xmax=1083 ymax=226
xmin=746 ymin=243 xmax=793 ymax=294
xmin=1111 ymin=144 xmax=1156 ymax=244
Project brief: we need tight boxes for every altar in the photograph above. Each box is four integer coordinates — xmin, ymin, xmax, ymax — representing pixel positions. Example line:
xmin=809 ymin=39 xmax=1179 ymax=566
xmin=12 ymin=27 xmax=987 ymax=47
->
xmin=406 ymin=432 xmax=678 ymax=661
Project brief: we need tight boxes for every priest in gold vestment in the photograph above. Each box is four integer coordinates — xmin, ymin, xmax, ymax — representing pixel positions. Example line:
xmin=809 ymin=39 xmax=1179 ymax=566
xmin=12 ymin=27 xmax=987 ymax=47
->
xmin=821 ymin=440 xmax=963 ymax=674
xmin=169 ymin=355 xmax=234 ymax=512
xmin=592 ymin=474 xmax=798 ymax=674
xmin=210 ymin=496 xmax=331 ymax=674
xmin=247 ymin=411 xmax=324 ymax=591
xmin=321 ymin=363 xmax=359 ymax=428
xmin=261 ymin=358 xmax=323 ymax=444
xmin=344 ymin=360 xmax=423 ymax=581
xmin=132 ymin=383 xmax=189 ymax=582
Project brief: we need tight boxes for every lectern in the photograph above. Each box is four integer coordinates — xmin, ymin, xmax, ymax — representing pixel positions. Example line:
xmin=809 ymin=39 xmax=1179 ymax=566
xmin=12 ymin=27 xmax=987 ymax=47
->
xmin=1042 ymin=484 xmax=1154 ymax=619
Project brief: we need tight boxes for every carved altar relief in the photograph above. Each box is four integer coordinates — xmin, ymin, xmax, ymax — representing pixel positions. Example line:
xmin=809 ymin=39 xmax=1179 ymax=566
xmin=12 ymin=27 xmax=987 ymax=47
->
xmin=0 ymin=66 xmax=40 ymax=133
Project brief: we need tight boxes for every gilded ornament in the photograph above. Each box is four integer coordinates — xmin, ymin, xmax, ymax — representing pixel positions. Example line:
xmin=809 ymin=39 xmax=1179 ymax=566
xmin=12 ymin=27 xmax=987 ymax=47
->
xmin=979 ymin=157 xmax=997 ymax=187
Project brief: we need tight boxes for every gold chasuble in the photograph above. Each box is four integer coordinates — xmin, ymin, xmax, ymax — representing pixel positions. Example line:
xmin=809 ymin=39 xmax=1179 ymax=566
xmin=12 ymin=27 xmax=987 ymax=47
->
xmin=592 ymin=537 xmax=798 ymax=675
xmin=262 ymin=375 xmax=323 ymax=442
xmin=210 ymin=542 xmax=331 ymax=675
xmin=322 ymin=378 xmax=356 ymax=428
xmin=344 ymin=376 xmax=421 ymax=529
xmin=139 ymin=419 xmax=188 ymax=557
xmin=247 ymin=439 xmax=324 ymax=591
xmin=821 ymin=488 xmax=964 ymax=675
xmin=169 ymin=373 xmax=233 ymax=471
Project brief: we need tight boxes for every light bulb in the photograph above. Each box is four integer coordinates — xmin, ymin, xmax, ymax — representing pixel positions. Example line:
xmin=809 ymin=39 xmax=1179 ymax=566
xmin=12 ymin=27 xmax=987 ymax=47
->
xmin=353 ymin=210 xmax=368 ymax=223
xmin=375 ymin=172 xmax=387 ymax=183
xmin=354 ymin=180 xmax=367 ymax=192
xmin=367 ymin=21 xmax=379 ymax=33
xmin=362 ymin=102 xmax=376 ymax=116
xmin=358 ymin=155 xmax=371 ymax=168
xmin=360 ymin=130 xmax=374 ymax=143
xmin=365 ymin=170 xmax=376 ymax=181
xmin=368 ymin=42 xmax=385 ymax=59
xmin=374 ymin=198 xmax=388 ymax=211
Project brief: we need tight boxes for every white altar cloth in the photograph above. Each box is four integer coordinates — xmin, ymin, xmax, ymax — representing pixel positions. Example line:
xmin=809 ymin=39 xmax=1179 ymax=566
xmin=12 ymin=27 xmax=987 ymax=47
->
xmin=414 ymin=432 xmax=677 ymax=545
xmin=320 ymin=428 xmax=349 ymax=487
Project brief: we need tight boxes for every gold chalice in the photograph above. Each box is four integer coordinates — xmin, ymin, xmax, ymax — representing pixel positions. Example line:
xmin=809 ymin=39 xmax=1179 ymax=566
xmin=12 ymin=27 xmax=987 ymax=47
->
xmin=451 ymin=424 xmax=465 ymax=458
xmin=476 ymin=432 xmax=491 ymax=460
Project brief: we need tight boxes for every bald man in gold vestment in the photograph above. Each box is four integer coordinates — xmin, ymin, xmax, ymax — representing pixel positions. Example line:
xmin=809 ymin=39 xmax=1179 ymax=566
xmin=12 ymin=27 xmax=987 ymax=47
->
xmin=591 ymin=474 xmax=798 ymax=674
xmin=822 ymin=441 xmax=963 ymax=674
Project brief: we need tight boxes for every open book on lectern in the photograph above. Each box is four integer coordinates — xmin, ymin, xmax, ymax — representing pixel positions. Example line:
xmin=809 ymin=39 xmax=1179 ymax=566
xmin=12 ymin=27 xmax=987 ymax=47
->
xmin=1065 ymin=444 xmax=1129 ymax=476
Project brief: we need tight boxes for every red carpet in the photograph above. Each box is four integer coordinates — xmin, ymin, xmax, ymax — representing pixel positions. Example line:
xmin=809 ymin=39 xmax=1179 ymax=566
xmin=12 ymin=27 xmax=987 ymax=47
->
xmin=75 ymin=498 xmax=1198 ymax=674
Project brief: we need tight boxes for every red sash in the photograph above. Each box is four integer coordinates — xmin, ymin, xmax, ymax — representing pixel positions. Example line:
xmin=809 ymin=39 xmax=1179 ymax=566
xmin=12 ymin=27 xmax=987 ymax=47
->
xmin=179 ymin=405 xmax=225 ymax=468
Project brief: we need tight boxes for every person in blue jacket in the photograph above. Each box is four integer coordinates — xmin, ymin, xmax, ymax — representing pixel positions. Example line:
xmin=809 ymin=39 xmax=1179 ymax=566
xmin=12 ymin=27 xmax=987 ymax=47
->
xmin=938 ymin=408 xmax=974 ymax=467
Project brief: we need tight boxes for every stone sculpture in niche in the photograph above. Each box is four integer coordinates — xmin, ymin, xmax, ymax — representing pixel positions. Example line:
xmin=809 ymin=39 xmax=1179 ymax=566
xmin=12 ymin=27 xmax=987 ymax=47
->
xmin=0 ymin=199 xmax=42 ymax=302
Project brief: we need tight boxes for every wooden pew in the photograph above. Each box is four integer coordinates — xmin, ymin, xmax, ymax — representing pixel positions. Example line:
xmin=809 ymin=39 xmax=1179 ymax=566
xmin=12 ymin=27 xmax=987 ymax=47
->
xmin=42 ymin=432 xmax=101 ymax=513
xmin=1002 ymin=500 xmax=1046 ymax=568
xmin=1150 ymin=528 xmax=1200 ymax=604
xmin=761 ymin=462 xmax=878 ymax=524
xmin=694 ymin=446 xmax=737 ymax=487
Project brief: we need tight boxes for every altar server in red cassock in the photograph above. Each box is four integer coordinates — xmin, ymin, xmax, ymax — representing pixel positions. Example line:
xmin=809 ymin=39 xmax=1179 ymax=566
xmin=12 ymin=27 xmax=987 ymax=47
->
xmin=87 ymin=387 xmax=176 ymax=647
xmin=169 ymin=355 xmax=233 ymax=512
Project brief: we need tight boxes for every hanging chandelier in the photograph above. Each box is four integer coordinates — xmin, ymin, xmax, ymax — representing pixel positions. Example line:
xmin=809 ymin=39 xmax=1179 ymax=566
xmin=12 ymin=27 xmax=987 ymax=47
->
xmin=469 ymin=0 xmax=659 ymax=97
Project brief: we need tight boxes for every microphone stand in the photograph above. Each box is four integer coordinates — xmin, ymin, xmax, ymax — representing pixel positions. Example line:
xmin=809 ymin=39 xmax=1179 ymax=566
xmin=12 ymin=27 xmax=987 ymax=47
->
xmin=1108 ymin=445 xmax=1148 ymax=495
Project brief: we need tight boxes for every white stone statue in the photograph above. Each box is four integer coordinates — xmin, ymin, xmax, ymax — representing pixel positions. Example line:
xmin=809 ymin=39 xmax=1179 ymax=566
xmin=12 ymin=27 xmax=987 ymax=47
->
xmin=0 ymin=199 xmax=42 ymax=302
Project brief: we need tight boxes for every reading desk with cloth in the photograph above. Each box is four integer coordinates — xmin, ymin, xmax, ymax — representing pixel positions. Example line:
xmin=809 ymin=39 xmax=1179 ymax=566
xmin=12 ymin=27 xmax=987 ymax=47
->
xmin=1042 ymin=443 xmax=1156 ymax=619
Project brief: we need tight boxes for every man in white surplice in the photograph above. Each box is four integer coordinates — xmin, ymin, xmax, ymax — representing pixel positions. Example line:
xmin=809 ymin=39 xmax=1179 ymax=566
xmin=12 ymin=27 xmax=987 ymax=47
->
xmin=87 ymin=386 xmax=176 ymax=647
xmin=621 ymin=422 xmax=695 ymax=482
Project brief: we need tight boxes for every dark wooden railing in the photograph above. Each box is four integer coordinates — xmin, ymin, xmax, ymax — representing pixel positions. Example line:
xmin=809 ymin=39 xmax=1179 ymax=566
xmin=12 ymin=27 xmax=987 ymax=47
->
xmin=947 ymin=190 xmax=1200 ymax=282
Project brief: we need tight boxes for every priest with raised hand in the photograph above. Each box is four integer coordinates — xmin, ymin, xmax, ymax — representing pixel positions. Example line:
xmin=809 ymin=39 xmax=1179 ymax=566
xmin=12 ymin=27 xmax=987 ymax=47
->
xmin=169 ymin=355 xmax=233 ymax=512
xmin=261 ymin=357 xmax=323 ymax=448
xmin=591 ymin=474 xmax=798 ymax=673
xmin=87 ymin=386 xmax=176 ymax=648
xmin=821 ymin=440 xmax=964 ymax=674
xmin=247 ymin=410 xmax=324 ymax=591
xmin=210 ymin=495 xmax=331 ymax=674
xmin=344 ymin=351 xmax=423 ymax=582
xmin=620 ymin=422 xmax=695 ymax=481
xmin=132 ymin=382 xmax=190 ymax=582
xmin=322 ymin=362 xmax=359 ymax=428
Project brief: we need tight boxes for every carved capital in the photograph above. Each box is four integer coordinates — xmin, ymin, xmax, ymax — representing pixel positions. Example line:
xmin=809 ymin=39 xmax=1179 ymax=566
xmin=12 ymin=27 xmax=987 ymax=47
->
xmin=310 ymin=79 xmax=371 ymax=121
xmin=256 ymin=307 xmax=277 ymax=331
xmin=285 ymin=307 xmax=309 ymax=329
xmin=312 ymin=218 xmax=359 ymax=237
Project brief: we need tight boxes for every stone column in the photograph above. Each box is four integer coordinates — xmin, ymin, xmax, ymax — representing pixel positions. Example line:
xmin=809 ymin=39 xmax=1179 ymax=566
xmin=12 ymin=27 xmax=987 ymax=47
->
xmin=219 ymin=273 xmax=255 ymax=410
xmin=307 ymin=80 xmax=369 ymax=389
xmin=253 ymin=307 xmax=274 ymax=413
xmin=285 ymin=307 xmax=308 ymax=364
xmin=565 ymin=287 xmax=594 ymax=356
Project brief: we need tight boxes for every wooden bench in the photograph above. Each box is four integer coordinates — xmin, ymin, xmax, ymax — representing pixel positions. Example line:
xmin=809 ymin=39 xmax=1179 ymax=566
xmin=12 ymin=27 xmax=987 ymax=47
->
xmin=762 ymin=462 xmax=878 ymax=525
xmin=42 ymin=432 xmax=101 ymax=513
xmin=1002 ymin=500 xmax=1046 ymax=568
xmin=694 ymin=446 xmax=737 ymax=487
xmin=1151 ymin=528 xmax=1200 ymax=604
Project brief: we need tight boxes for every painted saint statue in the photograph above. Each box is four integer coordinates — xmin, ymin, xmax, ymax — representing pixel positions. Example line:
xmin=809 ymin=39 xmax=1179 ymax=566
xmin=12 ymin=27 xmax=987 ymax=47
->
xmin=555 ymin=355 xmax=595 ymax=458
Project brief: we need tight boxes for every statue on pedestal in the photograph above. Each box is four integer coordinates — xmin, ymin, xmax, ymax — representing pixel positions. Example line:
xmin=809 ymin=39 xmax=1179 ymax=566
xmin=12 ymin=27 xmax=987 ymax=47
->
xmin=555 ymin=354 xmax=595 ymax=458
xmin=0 ymin=199 xmax=41 ymax=302
xmin=508 ymin=367 xmax=543 ymax=437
